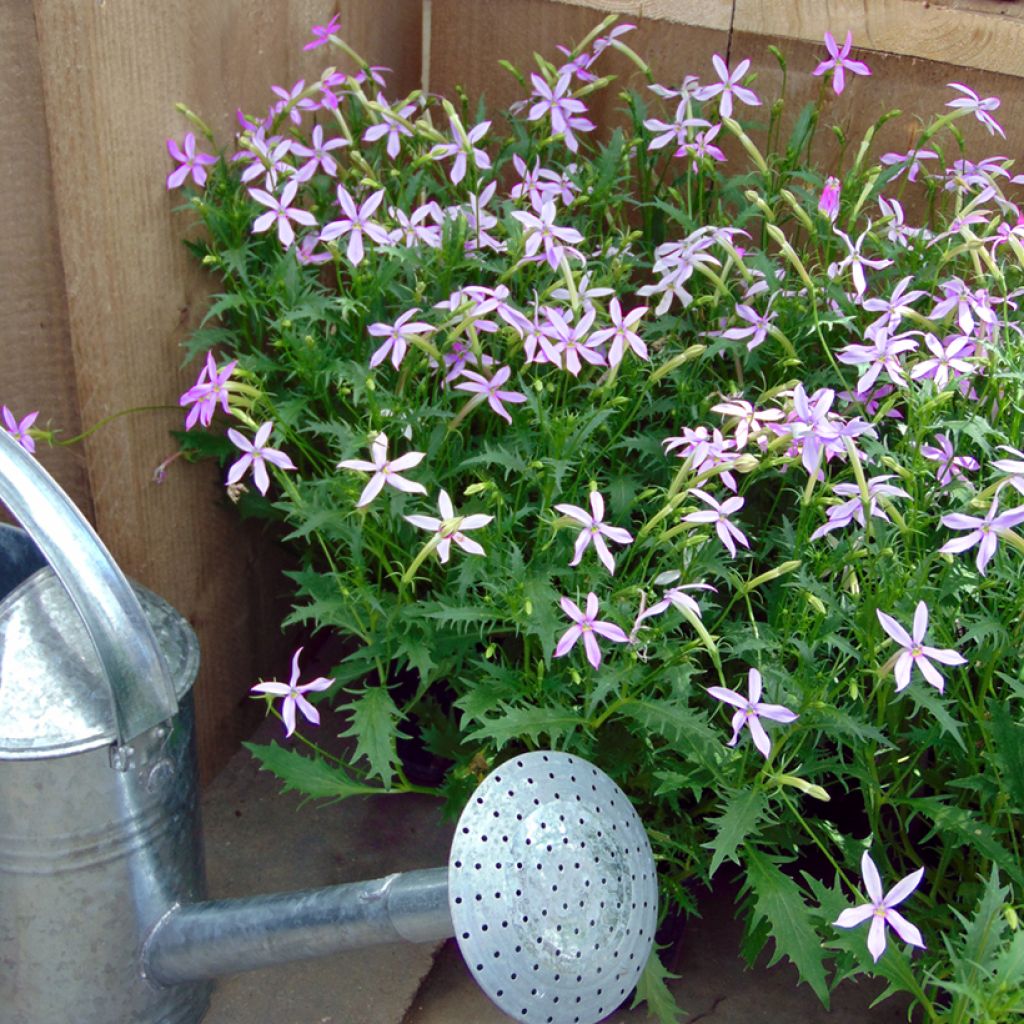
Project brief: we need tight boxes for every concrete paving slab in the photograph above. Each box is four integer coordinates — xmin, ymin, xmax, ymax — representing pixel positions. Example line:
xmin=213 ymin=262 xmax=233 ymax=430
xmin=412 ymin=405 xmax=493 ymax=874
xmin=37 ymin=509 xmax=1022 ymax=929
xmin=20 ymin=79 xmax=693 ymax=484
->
xmin=196 ymin=722 xmax=914 ymax=1024
xmin=199 ymin=719 xmax=454 ymax=1024
xmin=403 ymin=880 xmax=914 ymax=1024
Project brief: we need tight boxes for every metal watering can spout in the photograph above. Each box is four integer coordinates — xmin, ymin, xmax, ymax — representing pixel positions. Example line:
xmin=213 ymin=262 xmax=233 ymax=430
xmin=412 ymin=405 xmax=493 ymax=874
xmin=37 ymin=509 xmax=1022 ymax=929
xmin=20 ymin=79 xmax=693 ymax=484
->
xmin=0 ymin=431 xmax=657 ymax=1024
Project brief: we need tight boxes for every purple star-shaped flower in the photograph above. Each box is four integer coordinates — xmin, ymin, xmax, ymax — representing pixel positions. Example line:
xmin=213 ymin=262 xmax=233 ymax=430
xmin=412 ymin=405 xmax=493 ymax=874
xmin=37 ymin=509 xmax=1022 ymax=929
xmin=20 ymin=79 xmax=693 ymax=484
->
xmin=876 ymin=601 xmax=966 ymax=693
xmin=454 ymin=366 xmax=527 ymax=424
xmin=251 ymin=647 xmax=333 ymax=737
xmin=681 ymin=488 xmax=749 ymax=558
xmin=226 ymin=421 xmax=296 ymax=496
xmin=404 ymin=489 xmax=493 ymax=563
xmin=368 ymin=309 xmax=435 ymax=370
xmin=553 ymin=592 xmax=630 ymax=670
xmin=812 ymin=31 xmax=872 ymax=96
xmin=946 ymin=82 xmax=1005 ymax=138
xmin=834 ymin=851 xmax=925 ymax=962
xmin=939 ymin=497 xmax=1024 ymax=575
xmin=166 ymin=132 xmax=217 ymax=190
xmin=303 ymin=14 xmax=341 ymax=51
xmin=919 ymin=433 xmax=979 ymax=487
xmin=180 ymin=351 xmax=237 ymax=429
xmin=337 ymin=432 xmax=427 ymax=508
xmin=250 ymin=180 xmax=318 ymax=249
xmin=707 ymin=668 xmax=798 ymax=758
xmin=1 ymin=406 xmax=39 ymax=454
xmin=694 ymin=54 xmax=761 ymax=119
xmin=554 ymin=491 xmax=633 ymax=574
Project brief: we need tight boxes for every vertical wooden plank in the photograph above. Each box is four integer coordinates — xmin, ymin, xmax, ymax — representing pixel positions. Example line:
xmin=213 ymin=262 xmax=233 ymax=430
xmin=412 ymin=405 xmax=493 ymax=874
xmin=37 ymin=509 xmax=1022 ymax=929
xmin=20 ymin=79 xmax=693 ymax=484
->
xmin=0 ymin=0 xmax=90 ymax=513
xmin=28 ymin=0 xmax=423 ymax=782
xmin=26 ymin=0 xmax=424 ymax=781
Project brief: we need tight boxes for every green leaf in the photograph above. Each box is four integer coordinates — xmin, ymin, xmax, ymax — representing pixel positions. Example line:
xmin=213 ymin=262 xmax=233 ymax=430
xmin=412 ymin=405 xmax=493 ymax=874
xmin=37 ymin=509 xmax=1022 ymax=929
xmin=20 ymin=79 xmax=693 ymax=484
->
xmin=617 ymin=698 xmax=718 ymax=761
xmin=339 ymin=686 xmax=406 ymax=783
xmin=702 ymin=788 xmax=769 ymax=878
xmin=460 ymin=444 xmax=528 ymax=476
xmin=629 ymin=946 xmax=683 ymax=1023
xmin=905 ymin=686 xmax=967 ymax=752
xmin=957 ymin=864 xmax=1009 ymax=971
xmin=902 ymin=797 xmax=1024 ymax=886
xmin=464 ymin=702 xmax=585 ymax=748
xmin=988 ymin=700 xmax=1024 ymax=810
xmin=744 ymin=847 xmax=830 ymax=1004
xmin=244 ymin=741 xmax=382 ymax=801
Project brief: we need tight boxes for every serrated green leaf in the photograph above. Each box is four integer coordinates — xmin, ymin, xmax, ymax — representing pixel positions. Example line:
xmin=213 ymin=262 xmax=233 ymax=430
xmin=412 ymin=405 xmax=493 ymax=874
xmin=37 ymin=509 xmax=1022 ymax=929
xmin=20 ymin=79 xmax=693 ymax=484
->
xmin=902 ymin=797 xmax=1024 ymax=886
xmin=953 ymin=866 xmax=1008 ymax=996
xmin=617 ymin=698 xmax=718 ymax=761
xmin=244 ymin=741 xmax=382 ymax=801
xmin=629 ymin=946 xmax=683 ymax=1023
xmin=464 ymin=702 xmax=585 ymax=748
xmin=703 ymin=788 xmax=769 ymax=877
xmin=339 ymin=686 xmax=406 ymax=782
xmin=988 ymin=700 xmax=1024 ymax=810
xmin=460 ymin=444 xmax=528 ymax=476
xmin=744 ymin=847 xmax=830 ymax=1004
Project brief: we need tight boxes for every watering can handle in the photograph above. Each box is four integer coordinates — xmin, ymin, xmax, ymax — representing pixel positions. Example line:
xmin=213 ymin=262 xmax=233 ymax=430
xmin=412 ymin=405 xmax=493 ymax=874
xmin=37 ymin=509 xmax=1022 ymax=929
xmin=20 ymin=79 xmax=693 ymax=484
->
xmin=0 ymin=430 xmax=179 ymax=747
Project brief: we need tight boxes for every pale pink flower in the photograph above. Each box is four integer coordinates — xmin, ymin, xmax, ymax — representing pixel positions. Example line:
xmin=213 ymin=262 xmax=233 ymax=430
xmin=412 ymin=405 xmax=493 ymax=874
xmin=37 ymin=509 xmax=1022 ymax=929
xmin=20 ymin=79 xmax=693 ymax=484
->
xmin=454 ymin=366 xmax=528 ymax=424
xmin=1 ymin=406 xmax=39 ymax=454
xmin=511 ymin=200 xmax=586 ymax=270
xmin=180 ymin=352 xmax=236 ymax=429
xmin=939 ymin=497 xmax=1024 ymax=575
xmin=695 ymin=55 xmax=761 ymax=119
xmin=320 ymin=186 xmax=390 ymax=266
xmin=251 ymin=647 xmax=332 ymax=737
xmin=291 ymin=124 xmax=349 ymax=180
xmin=946 ymin=82 xmax=1005 ymax=138
xmin=681 ymin=488 xmax=749 ymax=558
xmin=554 ymin=491 xmax=633 ymax=574
xmin=429 ymin=117 xmax=492 ymax=185
xmin=368 ymin=309 xmax=434 ymax=370
xmin=834 ymin=851 xmax=925 ymax=962
xmin=707 ymin=668 xmax=798 ymax=758
xmin=819 ymin=176 xmax=841 ymax=221
xmin=166 ymin=132 xmax=217 ymax=189
xmin=587 ymin=299 xmax=648 ymax=366
xmin=554 ymin=592 xmax=630 ymax=670
xmin=337 ymin=433 xmax=427 ymax=507
xmin=876 ymin=601 xmax=966 ymax=693
xmin=919 ymin=433 xmax=979 ymax=487
xmin=527 ymin=73 xmax=595 ymax=152
xmin=404 ymin=489 xmax=493 ymax=563
xmin=303 ymin=14 xmax=341 ymax=50
xmin=226 ymin=422 xmax=296 ymax=496
xmin=634 ymin=573 xmax=716 ymax=631
xmin=250 ymin=180 xmax=318 ymax=249
xmin=812 ymin=32 xmax=872 ymax=95
xmin=362 ymin=96 xmax=418 ymax=159
xmin=993 ymin=445 xmax=1024 ymax=495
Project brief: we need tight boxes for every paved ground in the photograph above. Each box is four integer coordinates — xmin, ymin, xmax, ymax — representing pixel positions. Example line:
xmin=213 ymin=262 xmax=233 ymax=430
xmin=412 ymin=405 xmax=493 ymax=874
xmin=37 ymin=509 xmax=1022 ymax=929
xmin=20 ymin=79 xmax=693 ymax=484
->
xmin=199 ymin=724 xmax=912 ymax=1024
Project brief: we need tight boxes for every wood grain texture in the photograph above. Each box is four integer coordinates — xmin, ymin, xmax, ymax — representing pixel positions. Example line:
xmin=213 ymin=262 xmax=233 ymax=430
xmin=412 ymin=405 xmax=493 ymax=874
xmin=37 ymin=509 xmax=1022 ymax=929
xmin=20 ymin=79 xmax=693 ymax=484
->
xmin=7 ymin=0 xmax=1024 ymax=783
xmin=431 ymin=0 xmax=728 ymax=124
xmin=26 ymin=0 xmax=424 ymax=782
xmin=549 ymin=0 xmax=733 ymax=30
xmin=0 ymin=0 xmax=91 ymax=513
xmin=733 ymin=0 xmax=1024 ymax=77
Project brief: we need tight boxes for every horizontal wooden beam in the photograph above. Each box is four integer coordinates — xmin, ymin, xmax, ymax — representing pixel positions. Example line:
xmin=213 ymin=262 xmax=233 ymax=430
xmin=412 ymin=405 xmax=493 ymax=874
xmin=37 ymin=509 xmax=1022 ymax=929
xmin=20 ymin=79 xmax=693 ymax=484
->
xmin=551 ymin=0 xmax=1024 ymax=78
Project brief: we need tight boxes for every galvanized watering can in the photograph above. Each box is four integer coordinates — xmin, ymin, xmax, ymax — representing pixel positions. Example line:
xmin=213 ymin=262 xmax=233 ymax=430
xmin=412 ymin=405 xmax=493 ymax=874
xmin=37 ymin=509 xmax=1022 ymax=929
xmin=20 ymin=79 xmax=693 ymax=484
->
xmin=0 ymin=430 xmax=657 ymax=1024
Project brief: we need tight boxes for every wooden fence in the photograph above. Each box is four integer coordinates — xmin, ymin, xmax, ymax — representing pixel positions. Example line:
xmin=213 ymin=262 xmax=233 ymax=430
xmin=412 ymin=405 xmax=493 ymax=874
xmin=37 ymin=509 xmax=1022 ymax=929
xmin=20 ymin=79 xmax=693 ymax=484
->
xmin=3 ymin=0 xmax=1022 ymax=781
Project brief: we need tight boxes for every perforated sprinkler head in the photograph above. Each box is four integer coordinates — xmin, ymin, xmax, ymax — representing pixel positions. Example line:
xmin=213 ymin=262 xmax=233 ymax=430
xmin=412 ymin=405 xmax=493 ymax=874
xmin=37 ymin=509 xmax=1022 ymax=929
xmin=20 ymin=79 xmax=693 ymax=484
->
xmin=448 ymin=751 xmax=658 ymax=1024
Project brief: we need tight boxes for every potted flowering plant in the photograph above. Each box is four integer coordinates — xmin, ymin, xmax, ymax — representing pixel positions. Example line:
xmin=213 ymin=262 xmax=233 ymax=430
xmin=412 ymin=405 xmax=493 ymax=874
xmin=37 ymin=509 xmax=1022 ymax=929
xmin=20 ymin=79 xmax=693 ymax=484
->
xmin=164 ymin=15 xmax=1024 ymax=1021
